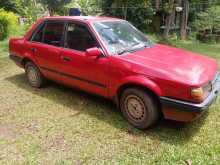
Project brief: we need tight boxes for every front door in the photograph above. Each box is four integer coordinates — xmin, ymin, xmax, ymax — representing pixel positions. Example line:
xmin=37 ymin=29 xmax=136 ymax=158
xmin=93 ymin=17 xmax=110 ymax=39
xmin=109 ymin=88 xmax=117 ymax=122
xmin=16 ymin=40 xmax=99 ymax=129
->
xmin=60 ymin=22 xmax=109 ymax=97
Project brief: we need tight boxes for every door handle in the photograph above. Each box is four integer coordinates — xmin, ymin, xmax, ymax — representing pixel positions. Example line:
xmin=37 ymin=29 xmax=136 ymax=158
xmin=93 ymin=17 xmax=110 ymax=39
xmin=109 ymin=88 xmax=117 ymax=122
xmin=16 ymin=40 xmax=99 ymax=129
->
xmin=61 ymin=56 xmax=71 ymax=62
xmin=31 ymin=48 xmax=37 ymax=53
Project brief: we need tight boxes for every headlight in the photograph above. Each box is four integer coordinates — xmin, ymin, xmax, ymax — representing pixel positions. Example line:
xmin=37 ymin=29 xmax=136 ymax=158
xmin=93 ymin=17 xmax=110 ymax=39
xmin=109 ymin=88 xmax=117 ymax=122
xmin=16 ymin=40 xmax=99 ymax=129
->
xmin=191 ymin=83 xmax=212 ymax=102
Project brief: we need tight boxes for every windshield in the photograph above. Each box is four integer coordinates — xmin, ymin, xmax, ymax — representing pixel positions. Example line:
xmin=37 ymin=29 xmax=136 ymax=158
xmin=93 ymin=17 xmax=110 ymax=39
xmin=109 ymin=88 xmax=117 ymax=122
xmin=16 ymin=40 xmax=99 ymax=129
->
xmin=93 ymin=21 xmax=153 ymax=55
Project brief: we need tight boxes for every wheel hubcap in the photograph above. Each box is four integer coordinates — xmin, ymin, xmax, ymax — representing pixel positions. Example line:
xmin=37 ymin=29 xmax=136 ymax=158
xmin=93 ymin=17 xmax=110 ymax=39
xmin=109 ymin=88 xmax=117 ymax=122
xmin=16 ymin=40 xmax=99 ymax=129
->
xmin=125 ymin=95 xmax=146 ymax=122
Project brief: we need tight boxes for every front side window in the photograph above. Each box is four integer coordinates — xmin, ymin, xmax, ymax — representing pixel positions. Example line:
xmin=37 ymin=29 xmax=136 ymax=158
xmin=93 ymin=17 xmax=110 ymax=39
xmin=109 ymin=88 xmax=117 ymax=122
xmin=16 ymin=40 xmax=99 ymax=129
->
xmin=43 ymin=21 xmax=65 ymax=47
xmin=65 ymin=23 xmax=97 ymax=51
xmin=31 ymin=24 xmax=44 ymax=42
xmin=93 ymin=21 xmax=153 ymax=55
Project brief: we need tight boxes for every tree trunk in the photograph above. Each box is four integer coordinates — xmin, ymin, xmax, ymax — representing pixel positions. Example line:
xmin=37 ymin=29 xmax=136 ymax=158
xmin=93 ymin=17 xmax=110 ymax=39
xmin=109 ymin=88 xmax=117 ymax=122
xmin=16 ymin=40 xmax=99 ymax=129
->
xmin=163 ymin=0 xmax=175 ymax=39
xmin=33 ymin=0 xmax=37 ymax=7
xmin=123 ymin=0 xmax=128 ymax=20
xmin=155 ymin=0 xmax=160 ymax=11
xmin=180 ymin=0 xmax=189 ymax=39
xmin=48 ymin=8 xmax=54 ymax=16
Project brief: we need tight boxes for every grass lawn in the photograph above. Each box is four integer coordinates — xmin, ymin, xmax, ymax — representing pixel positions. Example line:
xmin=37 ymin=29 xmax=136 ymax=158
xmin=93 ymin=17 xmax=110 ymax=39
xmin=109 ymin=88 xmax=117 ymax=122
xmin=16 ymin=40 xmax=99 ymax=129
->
xmin=0 ymin=31 xmax=220 ymax=164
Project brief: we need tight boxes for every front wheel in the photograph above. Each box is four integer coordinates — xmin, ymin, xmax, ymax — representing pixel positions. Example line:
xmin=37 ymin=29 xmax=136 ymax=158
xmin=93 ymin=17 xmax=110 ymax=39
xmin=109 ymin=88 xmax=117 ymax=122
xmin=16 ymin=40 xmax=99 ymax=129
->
xmin=120 ymin=88 xmax=160 ymax=129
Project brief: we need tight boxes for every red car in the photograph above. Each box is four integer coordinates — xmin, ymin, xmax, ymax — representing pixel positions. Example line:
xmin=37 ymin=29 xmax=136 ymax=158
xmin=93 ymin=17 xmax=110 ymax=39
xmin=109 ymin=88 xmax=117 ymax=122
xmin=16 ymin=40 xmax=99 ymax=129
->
xmin=9 ymin=16 xmax=220 ymax=129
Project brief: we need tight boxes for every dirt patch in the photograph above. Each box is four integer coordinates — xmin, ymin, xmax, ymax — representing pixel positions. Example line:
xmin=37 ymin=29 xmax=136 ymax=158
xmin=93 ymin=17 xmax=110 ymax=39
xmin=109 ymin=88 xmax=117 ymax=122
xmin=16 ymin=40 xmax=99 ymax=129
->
xmin=0 ymin=124 xmax=16 ymax=140
xmin=45 ymin=134 xmax=67 ymax=151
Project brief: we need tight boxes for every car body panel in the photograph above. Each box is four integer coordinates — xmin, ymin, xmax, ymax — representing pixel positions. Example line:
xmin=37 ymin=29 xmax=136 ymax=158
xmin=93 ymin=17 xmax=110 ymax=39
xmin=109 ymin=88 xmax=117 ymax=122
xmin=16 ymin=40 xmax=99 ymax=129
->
xmin=119 ymin=44 xmax=217 ymax=87
xmin=59 ymin=48 xmax=109 ymax=97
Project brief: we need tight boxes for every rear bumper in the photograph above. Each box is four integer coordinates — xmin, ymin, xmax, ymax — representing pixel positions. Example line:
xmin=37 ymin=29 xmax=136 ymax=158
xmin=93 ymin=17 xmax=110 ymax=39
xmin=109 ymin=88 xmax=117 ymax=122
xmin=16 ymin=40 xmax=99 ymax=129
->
xmin=160 ymin=76 xmax=220 ymax=122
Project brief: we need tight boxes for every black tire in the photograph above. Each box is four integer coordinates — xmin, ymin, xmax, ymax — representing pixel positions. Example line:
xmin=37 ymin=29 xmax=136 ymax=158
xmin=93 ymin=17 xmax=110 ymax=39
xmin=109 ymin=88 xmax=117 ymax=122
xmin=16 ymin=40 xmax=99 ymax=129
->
xmin=25 ymin=62 xmax=45 ymax=88
xmin=120 ymin=88 xmax=160 ymax=129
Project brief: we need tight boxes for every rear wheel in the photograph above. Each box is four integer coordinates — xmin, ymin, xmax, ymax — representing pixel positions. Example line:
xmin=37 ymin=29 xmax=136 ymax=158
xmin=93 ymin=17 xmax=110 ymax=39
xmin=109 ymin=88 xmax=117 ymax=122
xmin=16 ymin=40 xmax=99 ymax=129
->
xmin=120 ymin=88 xmax=160 ymax=129
xmin=25 ymin=62 xmax=45 ymax=88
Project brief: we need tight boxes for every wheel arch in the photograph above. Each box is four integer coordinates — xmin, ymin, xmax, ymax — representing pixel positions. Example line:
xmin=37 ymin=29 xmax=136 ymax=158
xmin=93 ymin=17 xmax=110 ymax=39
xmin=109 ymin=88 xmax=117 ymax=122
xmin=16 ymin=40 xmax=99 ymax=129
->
xmin=21 ymin=57 xmax=37 ymax=67
xmin=114 ymin=77 xmax=163 ymax=108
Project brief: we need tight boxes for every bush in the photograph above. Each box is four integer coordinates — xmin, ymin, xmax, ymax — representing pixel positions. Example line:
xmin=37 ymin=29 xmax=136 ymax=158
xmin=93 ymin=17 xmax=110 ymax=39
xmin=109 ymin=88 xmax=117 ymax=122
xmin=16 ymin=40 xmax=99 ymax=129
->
xmin=0 ymin=17 xmax=8 ymax=40
xmin=0 ymin=9 xmax=18 ymax=40
xmin=194 ymin=6 xmax=220 ymax=43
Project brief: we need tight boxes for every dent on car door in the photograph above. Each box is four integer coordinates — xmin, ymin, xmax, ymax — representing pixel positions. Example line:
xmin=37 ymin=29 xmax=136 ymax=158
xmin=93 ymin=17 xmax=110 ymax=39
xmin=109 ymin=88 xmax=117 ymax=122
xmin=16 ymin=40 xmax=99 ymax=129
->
xmin=28 ymin=21 xmax=66 ymax=82
xmin=60 ymin=22 xmax=109 ymax=97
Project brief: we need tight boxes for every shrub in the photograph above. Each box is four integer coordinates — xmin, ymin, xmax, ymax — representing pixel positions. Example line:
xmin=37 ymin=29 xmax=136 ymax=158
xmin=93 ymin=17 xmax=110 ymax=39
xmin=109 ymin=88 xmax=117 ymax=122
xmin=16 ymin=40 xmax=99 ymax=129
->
xmin=0 ymin=17 xmax=8 ymax=40
xmin=0 ymin=9 xmax=18 ymax=40
xmin=194 ymin=6 xmax=220 ymax=43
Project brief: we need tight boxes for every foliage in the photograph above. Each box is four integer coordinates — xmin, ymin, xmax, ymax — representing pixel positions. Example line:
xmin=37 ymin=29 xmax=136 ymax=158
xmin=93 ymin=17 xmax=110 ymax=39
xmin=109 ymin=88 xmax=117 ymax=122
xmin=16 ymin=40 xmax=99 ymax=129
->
xmin=0 ymin=17 xmax=8 ymax=40
xmin=161 ymin=0 xmax=175 ymax=14
xmin=0 ymin=9 xmax=18 ymax=40
xmin=65 ymin=0 xmax=100 ymax=15
xmin=100 ymin=0 xmax=154 ymax=32
xmin=17 ymin=0 xmax=44 ymax=24
xmin=40 ymin=0 xmax=71 ymax=16
xmin=0 ymin=0 xmax=17 ymax=13
xmin=194 ymin=6 xmax=220 ymax=33
xmin=194 ymin=6 xmax=220 ymax=42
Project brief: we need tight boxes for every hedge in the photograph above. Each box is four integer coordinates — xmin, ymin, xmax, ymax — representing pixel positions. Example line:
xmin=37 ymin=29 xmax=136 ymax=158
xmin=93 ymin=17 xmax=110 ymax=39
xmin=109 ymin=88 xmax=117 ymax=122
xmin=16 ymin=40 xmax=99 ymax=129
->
xmin=0 ymin=9 xmax=18 ymax=40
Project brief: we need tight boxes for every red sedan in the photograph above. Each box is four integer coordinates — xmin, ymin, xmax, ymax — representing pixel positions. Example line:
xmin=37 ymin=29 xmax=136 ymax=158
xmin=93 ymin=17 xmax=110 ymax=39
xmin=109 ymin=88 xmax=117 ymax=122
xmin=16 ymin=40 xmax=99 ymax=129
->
xmin=9 ymin=16 xmax=220 ymax=129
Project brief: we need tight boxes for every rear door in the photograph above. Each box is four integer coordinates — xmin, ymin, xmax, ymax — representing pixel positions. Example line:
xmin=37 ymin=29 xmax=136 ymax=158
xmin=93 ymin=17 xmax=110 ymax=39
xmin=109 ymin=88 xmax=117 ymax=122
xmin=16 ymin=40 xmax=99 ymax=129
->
xmin=27 ymin=20 xmax=66 ymax=81
xmin=60 ymin=22 xmax=109 ymax=97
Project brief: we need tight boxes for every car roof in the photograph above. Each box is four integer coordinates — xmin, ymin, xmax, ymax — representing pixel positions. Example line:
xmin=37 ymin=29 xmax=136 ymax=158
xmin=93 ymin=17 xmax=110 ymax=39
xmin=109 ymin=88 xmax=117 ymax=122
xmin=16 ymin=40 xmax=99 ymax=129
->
xmin=42 ymin=16 xmax=123 ymax=23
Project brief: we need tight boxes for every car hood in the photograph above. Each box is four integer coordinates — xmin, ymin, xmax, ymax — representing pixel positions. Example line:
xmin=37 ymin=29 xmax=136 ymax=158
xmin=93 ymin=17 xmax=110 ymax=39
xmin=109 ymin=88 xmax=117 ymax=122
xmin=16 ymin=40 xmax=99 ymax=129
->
xmin=119 ymin=44 xmax=218 ymax=86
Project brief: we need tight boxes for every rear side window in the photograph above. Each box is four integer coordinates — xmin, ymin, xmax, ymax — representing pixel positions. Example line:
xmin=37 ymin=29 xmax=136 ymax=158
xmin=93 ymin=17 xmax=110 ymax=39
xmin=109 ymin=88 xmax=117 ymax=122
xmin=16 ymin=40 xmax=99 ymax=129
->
xmin=65 ymin=23 xmax=98 ymax=51
xmin=43 ymin=22 xmax=65 ymax=47
xmin=31 ymin=21 xmax=65 ymax=47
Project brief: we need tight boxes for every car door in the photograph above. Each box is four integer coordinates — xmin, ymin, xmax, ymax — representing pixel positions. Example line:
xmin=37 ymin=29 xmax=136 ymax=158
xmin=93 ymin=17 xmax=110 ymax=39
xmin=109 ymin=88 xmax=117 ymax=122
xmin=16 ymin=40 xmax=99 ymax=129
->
xmin=27 ymin=20 xmax=66 ymax=82
xmin=60 ymin=22 xmax=109 ymax=97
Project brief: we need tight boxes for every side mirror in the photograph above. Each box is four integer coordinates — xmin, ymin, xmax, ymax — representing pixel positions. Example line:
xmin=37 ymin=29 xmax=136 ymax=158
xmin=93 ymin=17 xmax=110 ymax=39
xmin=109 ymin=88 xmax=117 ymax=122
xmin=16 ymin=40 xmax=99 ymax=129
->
xmin=85 ymin=47 xmax=102 ymax=58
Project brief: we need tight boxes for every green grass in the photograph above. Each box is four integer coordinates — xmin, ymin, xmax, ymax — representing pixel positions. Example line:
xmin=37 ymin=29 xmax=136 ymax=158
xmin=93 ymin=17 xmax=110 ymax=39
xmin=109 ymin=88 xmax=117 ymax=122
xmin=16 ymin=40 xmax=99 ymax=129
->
xmin=171 ymin=40 xmax=220 ymax=60
xmin=0 ymin=31 xmax=220 ymax=164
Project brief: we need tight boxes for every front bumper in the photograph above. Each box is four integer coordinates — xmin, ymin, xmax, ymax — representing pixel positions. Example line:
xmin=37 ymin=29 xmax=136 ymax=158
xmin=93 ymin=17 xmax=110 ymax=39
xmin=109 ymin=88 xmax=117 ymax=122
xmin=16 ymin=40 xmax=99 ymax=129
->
xmin=160 ymin=74 xmax=220 ymax=121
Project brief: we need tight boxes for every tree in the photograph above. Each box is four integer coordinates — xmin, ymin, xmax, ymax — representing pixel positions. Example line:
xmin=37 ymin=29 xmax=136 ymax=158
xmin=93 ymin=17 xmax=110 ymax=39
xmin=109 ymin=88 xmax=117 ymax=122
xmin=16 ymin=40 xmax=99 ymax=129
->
xmin=179 ymin=0 xmax=189 ymax=39
xmin=194 ymin=6 xmax=220 ymax=34
xmin=163 ymin=0 xmax=176 ymax=38
xmin=65 ymin=0 xmax=100 ymax=15
xmin=100 ymin=0 xmax=154 ymax=32
xmin=40 ymin=0 xmax=71 ymax=16
xmin=157 ymin=0 xmax=190 ymax=39
xmin=0 ymin=0 xmax=17 ymax=13
xmin=13 ymin=0 xmax=44 ymax=24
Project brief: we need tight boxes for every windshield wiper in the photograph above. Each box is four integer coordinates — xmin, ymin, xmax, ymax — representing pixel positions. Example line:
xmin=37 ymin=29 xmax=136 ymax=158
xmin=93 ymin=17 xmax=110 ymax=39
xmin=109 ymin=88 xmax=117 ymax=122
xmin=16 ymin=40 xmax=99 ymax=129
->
xmin=118 ymin=42 xmax=143 ymax=55
xmin=118 ymin=49 xmax=129 ymax=55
